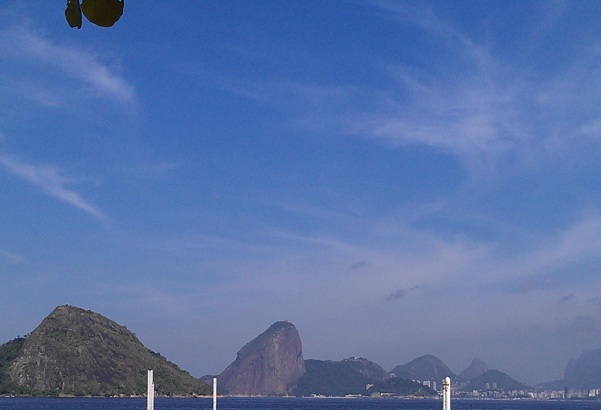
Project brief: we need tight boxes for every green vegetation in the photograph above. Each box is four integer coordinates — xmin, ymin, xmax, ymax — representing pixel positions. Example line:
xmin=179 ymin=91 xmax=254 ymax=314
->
xmin=0 ymin=337 xmax=25 ymax=394
xmin=293 ymin=360 xmax=377 ymax=397
xmin=293 ymin=359 xmax=437 ymax=398
xmin=368 ymin=378 xmax=436 ymax=397
xmin=340 ymin=357 xmax=389 ymax=381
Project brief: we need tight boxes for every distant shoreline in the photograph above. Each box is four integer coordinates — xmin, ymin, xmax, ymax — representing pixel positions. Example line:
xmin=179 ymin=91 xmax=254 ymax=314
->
xmin=1 ymin=395 xmax=598 ymax=402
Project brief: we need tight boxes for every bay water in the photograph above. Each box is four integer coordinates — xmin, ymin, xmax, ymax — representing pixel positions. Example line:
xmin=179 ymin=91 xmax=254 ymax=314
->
xmin=1 ymin=397 xmax=600 ymax=410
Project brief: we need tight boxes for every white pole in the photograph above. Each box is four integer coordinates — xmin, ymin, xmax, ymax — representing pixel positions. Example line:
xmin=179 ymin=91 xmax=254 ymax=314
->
xmin=442 ymin=377 xmax=451 ymax=410
xmin=213 ymin=377 xmax=217 ymax=410
xmin=147 ymin=370 xmax=155 ymax=410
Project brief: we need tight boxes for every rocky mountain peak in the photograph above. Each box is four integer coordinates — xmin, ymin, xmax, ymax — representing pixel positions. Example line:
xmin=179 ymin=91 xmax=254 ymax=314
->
xmin=219 ymin=321 xmax=305 ymax=395
xmin=459 ymin=357 xmax=489 ymax=381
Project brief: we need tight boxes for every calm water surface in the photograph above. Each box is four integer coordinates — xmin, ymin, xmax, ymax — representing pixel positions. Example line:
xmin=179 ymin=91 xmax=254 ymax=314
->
xmin=1 ymin=397 xmax=600 ymax=410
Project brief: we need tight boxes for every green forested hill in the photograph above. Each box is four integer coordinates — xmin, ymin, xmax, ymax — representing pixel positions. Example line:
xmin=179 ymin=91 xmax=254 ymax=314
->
xmin=293 ymin=358 xmax=436 ymax=397
xmin=0 ymin=305 xmax=211 ymax=397
xmin=293 ymin=359 xmax=373 ymax=396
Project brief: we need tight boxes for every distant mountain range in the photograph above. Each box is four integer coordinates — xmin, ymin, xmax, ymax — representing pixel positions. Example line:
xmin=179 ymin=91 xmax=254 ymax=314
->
xmin=211 ymin=322 xmax=601 ymax=396
xmin=293 ymin=357 xmax=435 ymax=397
xmin=1 ymin=306 xmax=601 ymax=397
xmin=464 ymin=369 xmax=529 ymax=392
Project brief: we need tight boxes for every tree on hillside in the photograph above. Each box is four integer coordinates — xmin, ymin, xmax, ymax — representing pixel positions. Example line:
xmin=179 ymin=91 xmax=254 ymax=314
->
xmin=65 ymin=0 xmax=124 ymax=29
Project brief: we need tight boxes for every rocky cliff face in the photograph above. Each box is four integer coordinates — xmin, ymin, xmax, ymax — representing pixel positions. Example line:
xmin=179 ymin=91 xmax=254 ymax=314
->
xmin=219 ymin=321 xmax=305 ymax=396
xmin=6 ymin=305 xmax=210 ymax=396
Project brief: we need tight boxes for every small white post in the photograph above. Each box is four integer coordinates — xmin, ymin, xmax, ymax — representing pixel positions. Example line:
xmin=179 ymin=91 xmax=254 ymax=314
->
xmin=147 ymin=370 xmax=155 ymax=410
xmin=442 ymin=376 xmax=451 ymax=410
xmin=213 ymin=377 xmax=217 ymax=410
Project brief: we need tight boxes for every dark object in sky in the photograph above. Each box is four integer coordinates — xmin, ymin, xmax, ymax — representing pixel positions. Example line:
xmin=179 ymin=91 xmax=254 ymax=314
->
xmin=65 ymin=0 xmax=124 ymax=29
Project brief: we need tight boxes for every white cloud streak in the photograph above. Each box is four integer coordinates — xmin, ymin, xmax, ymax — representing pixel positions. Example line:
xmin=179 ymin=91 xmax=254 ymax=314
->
xmin=0 ymin=27 xmax=135 ymax=105
xmin=23 ymin=33 xmax=134 ymax=103
xmin=353 ymin=3 xmax=601 ymax=177
xmin=0 ymin=248 xmax=24 ymax=265
xmin=0 ymin=153 xmax=106 ymax=220
xmin=219 ymin=3 xmax=601 ymax=181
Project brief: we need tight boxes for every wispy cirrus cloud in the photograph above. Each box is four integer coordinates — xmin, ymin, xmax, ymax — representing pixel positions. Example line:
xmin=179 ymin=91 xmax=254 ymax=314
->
xmin=353 ymin=65 xmax=524 ymax=155
xmin=0 ymin=153 xmax=106 ymax=220
xmin=219 ymin=2 xmax=601 ymax=180
xmin=348 ymin=8 xmax=527 ymax=168
xmin=355 ymin=2 xmax=601 ymax=174
xmin=0 ymin=248 xmax=24 ymax=265
xmin=0 ymin=26 xmax=135 ymax=105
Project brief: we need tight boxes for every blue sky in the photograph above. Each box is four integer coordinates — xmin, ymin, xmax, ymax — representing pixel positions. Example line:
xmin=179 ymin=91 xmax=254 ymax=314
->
xmin=2 ymin=1 xmax=601 ymax=385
